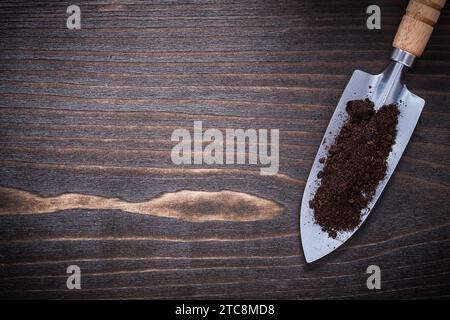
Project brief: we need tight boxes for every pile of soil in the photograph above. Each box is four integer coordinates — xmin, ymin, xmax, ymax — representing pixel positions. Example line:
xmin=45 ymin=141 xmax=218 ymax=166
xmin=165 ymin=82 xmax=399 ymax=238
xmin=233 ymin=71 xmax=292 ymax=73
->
xmin=309 ymin=99 xmax=399 ymax=238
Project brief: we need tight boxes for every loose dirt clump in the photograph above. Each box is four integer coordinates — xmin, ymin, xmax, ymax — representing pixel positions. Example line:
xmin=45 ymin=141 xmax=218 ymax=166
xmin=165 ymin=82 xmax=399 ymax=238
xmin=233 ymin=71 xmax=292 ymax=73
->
xmin=309 ymin=99 xmax=400 ymax=238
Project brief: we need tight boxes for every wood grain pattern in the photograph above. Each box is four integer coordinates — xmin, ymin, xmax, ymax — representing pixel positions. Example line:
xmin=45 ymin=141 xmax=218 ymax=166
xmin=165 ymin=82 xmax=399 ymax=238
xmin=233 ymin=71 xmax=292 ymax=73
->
xmin=0 ymin=187 xmax=283 ymax=222
xmin=0 ymin=0 xmax=449 ymax=299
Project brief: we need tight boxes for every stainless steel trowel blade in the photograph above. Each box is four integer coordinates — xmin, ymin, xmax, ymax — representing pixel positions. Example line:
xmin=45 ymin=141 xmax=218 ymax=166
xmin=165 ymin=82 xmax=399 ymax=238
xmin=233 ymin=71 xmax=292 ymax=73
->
xmin=300 ymin=62 xmax=425 ymax=263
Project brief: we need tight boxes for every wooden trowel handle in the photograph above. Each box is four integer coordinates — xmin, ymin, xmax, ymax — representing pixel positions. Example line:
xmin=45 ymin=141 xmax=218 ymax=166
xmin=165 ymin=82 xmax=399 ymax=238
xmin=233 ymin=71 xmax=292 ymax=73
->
xmin=393 ymin=0 xmax=447 ymax=57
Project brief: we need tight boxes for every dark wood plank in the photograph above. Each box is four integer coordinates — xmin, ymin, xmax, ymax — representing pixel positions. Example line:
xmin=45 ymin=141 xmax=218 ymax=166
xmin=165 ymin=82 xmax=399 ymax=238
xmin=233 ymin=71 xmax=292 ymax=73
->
xmin=0 ymin=0 xmax=449 ymax=299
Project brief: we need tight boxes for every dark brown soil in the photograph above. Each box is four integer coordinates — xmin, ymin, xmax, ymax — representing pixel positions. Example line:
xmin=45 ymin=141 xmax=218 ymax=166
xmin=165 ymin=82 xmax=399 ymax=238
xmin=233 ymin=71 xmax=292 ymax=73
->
xmin=309 ymin=99 xmax=399 ymax=238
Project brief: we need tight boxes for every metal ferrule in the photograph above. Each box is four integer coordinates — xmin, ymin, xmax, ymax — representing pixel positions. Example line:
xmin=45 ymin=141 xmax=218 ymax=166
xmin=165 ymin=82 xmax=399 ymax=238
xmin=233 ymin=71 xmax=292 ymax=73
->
xmin=391 ymin=48 xmax=416 ymax=68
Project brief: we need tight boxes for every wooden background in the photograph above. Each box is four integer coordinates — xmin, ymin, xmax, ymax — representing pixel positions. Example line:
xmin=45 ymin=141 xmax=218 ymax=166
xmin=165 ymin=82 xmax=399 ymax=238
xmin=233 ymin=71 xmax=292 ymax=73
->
xmin=0 ymin=0 xmax=449 ymax=299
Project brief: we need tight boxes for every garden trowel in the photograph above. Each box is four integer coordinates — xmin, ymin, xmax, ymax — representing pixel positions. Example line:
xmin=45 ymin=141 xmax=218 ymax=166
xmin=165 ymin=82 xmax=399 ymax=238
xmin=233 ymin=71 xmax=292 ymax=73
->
xmin=300 ymin=0 xmax=447 ymax=263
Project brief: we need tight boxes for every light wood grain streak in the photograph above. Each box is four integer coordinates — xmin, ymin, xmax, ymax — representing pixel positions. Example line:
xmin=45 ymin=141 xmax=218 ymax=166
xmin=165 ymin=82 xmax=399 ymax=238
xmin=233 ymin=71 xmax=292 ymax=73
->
xmin=0 ymin=160 xmax=305 ymax=185
xmin=0 ymin=187 xmax=284 ymax=221
xmin=0 ymin=254 xmax=302 ymax=267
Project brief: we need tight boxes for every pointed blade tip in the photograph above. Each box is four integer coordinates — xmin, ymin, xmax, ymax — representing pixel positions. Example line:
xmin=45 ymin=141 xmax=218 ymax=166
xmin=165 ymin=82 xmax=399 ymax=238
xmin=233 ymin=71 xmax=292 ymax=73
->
xmin=302 ymin=245 xmax=326 ymax=264
xmin=300 ymin=229 xmax=326 ymax=264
